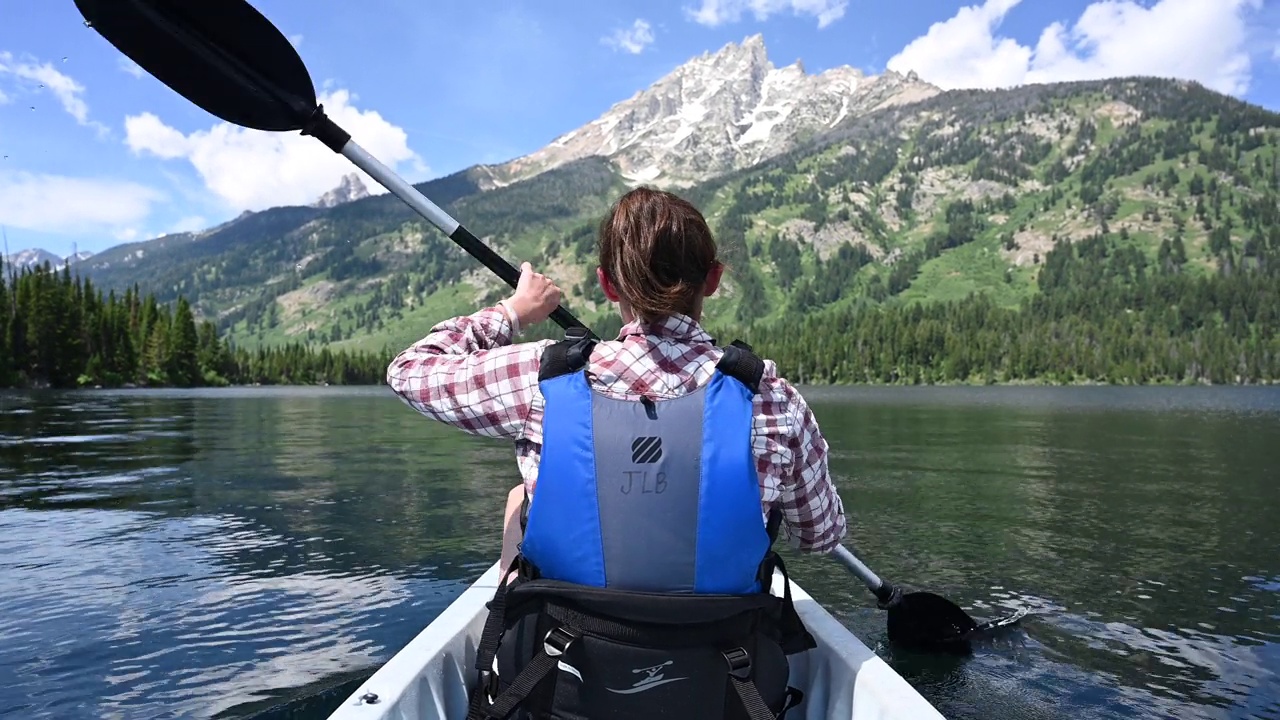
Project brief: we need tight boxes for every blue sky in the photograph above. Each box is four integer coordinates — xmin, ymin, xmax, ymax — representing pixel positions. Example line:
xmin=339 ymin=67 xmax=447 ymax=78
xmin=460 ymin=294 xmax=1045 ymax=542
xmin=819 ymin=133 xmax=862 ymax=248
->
xmin=2 ymin=0 xmax=1278 ymax=258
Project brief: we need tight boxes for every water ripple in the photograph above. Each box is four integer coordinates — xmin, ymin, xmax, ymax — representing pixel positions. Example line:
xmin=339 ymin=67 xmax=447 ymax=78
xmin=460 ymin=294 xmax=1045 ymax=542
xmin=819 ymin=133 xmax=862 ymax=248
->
xmin=2 ymin=386 xmax=1278 ymax=720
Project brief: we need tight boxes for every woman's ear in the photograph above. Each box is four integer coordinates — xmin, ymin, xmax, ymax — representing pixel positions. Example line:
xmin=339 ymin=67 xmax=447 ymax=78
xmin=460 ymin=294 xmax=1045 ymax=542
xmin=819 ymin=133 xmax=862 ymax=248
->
xmin=703 ymin=261 xmax=724 ymax=297
xmin=597 ymin=266 xmax=622 ymax=302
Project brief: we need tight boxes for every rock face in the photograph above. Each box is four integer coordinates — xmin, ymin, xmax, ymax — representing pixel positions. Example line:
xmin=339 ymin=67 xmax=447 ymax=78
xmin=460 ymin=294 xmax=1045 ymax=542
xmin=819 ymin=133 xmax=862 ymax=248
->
xmin=479 ymin=34 xmax=940 ymax=188
xmin=313 ymin=173 xmax=371 ymax=208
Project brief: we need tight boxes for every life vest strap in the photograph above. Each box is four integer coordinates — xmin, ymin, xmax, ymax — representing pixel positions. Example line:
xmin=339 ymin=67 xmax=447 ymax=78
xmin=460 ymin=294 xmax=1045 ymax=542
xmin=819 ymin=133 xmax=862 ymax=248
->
xmin=538 ymin=328 xmax=766 ymax=395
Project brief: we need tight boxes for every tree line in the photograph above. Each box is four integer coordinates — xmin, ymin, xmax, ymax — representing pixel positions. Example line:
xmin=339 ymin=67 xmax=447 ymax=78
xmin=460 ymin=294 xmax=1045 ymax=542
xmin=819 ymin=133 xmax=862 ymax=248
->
xmin=731 ymin=227 xmax=1280 ymax=385
xmin=1 ymin=260 xmax=388 ymax=389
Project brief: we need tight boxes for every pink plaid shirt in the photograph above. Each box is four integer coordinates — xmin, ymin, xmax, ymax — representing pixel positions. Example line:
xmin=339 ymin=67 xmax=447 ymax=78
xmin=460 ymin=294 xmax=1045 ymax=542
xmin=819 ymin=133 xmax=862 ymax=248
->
xmin=386 ymin=306 xmax=846 ymax=553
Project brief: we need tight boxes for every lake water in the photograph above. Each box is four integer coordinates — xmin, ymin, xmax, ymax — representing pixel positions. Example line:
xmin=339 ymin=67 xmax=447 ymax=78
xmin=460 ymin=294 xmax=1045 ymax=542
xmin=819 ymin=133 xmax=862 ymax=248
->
xmin=1 ymin=385 xmax=1278 ymax=720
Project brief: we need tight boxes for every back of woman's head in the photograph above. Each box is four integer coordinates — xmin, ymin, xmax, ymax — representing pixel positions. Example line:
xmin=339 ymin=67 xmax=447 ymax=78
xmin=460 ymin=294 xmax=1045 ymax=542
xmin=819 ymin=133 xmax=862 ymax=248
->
xmin=597 ymin=187 xmax=719 ymax=324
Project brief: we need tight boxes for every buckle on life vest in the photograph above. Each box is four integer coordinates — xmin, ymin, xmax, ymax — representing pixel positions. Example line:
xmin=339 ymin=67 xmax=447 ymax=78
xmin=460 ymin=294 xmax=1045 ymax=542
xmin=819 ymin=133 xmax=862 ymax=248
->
xmin=722 ymin=647 xmax=752 ymax=679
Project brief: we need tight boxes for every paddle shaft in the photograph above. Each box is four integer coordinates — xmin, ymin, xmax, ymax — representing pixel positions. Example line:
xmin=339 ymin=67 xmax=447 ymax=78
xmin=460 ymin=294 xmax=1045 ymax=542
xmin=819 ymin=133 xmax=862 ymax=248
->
xmin=340 ymin=140 xmax=593 ymax=338
xmin=832 ymin=544 xmax=900 ymax=608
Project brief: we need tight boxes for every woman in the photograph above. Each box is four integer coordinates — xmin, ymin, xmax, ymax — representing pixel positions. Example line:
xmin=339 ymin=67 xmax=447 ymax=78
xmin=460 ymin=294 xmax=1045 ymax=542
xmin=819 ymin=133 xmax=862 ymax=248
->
xmin=387 ymin=186 xmax=846 ymax=719
xmin=387 ymin=186 xmax=845 ymax=566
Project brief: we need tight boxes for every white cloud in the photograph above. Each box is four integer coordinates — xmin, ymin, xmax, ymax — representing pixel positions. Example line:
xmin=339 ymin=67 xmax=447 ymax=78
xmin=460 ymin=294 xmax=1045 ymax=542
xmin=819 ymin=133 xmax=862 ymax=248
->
xmin=0 ymin=88 xmax=8 ymax=104
xmin=124 ymin=88 xmax=429 ymax=213
xmin=0 ymin=171 xmax=164 ymax=235
xmin=887 ymin=0 xmax=1264 ymax=97
xmin=0 ymin=51 xmax=110 ymax=136
xmin=686 ymin=0 xmax=847 ymax=29
xmin=603 ymin=19 xmax=656 ymax=54
xmin=118 ymin=57 xmax=145 ymax=79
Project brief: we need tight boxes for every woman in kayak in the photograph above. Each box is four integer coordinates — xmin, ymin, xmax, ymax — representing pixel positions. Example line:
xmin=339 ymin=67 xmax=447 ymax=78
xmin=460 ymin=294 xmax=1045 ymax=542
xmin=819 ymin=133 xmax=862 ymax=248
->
xmin=386 ymin=186 xmax=846 ymax=720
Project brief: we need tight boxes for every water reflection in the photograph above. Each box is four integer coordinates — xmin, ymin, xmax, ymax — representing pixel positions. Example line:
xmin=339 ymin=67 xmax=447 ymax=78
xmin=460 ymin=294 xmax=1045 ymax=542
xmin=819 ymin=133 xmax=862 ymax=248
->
xmin=1 ymin=386 xmax=1278 ymax=720
xmin=0 ymin=388 xmax=508 ymax=719
xmin=795 ymin=386 xmax=1280 ymax=720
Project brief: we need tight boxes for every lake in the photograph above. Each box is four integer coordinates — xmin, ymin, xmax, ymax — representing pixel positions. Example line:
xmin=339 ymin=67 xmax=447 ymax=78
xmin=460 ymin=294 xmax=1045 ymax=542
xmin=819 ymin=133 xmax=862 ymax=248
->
xmin=1 ymin=385 xmax=1278 ymax=720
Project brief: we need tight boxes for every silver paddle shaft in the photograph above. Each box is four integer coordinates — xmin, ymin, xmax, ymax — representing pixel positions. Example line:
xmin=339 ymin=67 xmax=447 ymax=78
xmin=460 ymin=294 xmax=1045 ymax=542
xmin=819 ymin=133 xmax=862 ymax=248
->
xmin=832 ymin=544 xmax=885 ymax=592
xmin=341 ymin=141 xmax=460 ymax=236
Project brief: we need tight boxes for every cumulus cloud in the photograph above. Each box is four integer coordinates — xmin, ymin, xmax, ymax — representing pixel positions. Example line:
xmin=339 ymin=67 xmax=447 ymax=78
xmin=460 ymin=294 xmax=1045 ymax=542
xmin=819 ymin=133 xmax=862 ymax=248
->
xmin=0 ymin=51 xmax=109 ymax=135
xmin=0 ymin=171 xmax=164 ymax=235
xmin=687 ymin=0 xmax=847 ymax=29
xmin=603 ymin=19 xmax=656 ymax=54
xmin=887 ymin=0 xmax=1264 ymax=97
xmin=124 ymin=88 xmax=428 ymax=213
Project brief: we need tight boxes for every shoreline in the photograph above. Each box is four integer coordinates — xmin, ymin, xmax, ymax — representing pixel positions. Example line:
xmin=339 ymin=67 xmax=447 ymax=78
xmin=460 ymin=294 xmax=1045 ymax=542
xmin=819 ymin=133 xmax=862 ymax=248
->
xmin=4 ymin=378 xmax=1277 ymax=392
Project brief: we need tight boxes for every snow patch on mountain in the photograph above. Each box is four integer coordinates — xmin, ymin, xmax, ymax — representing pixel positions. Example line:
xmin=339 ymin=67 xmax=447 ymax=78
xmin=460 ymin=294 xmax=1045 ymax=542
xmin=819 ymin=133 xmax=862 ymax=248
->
xmin=2 ymin=248 xmax=95 ymax=270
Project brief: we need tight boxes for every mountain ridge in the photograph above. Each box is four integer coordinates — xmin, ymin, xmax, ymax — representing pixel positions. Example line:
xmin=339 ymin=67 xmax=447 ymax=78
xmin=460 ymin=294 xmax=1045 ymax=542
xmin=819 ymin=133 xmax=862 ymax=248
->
xmin=470 ymin=33 xmax=941 ymax=190
xmin=2 ymin=248 xmax=95 ymax=270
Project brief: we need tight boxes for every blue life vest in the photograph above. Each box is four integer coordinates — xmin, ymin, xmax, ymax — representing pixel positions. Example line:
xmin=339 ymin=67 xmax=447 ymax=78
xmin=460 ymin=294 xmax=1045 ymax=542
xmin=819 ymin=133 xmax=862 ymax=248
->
xmin=520 ymin=331 xmax=774 ymax=596
xmin=466 ymin=330 xmax=816 ymax=720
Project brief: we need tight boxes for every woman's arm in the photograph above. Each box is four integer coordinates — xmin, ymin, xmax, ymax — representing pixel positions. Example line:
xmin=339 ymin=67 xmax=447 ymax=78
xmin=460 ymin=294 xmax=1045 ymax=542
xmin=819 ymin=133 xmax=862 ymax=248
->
xmin=755 ymin=369 xmax=847 ymax=553
xmin=386 ymin=263 xmax=564 ymax=439
xmin=778 ymin=383 xmax=847 ymax=552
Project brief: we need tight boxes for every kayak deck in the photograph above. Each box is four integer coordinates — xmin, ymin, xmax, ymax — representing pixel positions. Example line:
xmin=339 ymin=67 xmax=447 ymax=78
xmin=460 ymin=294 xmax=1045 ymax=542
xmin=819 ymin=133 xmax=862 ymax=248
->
xmin=327 ymin=562 xmax=946 ymax=720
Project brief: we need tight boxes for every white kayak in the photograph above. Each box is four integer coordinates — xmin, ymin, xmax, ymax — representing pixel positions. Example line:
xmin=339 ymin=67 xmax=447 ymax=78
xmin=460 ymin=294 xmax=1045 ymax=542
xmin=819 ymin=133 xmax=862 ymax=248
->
xmin=327 ymin=561 xmax=947 ymax=720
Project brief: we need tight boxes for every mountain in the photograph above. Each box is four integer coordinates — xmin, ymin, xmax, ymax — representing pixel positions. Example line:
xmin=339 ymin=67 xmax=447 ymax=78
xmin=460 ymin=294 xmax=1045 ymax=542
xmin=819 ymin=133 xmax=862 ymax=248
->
xmin=2 ymin=248 xmax=94 ymax=270
xmin=474 ymin=34 xmax=940 ymax=189
xmin=70 ymin=38 xmax=1280 ymax=383
xmin=313 ymin=173 xmax=370 ymax=208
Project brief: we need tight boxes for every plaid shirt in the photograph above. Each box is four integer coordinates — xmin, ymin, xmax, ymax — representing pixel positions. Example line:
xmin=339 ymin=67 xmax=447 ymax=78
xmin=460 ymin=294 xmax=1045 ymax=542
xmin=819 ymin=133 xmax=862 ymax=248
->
xmin=386 ymin=306 xmax=846 ymax=553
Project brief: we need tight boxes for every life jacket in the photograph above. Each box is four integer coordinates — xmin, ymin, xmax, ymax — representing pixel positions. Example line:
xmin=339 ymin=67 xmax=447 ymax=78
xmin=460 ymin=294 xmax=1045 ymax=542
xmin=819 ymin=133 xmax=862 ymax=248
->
xmin=465 ymin=327 xmax=817 ymax=720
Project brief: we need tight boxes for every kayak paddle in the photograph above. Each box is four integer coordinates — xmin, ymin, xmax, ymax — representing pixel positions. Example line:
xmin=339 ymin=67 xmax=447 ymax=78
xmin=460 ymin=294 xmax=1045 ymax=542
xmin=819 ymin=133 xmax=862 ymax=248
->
xmin=74 ymin=0 xmax=596 ymax=340
xmin=80 ymin=0 xmax=1026 ymax=656
xmin=833 ymin=544 xmax=1024 ymax=652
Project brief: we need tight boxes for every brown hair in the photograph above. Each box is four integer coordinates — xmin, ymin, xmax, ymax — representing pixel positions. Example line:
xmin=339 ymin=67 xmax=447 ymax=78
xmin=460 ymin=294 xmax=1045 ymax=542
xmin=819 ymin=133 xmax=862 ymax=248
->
xmin=597 ymin=187 xmax=719 ymax=323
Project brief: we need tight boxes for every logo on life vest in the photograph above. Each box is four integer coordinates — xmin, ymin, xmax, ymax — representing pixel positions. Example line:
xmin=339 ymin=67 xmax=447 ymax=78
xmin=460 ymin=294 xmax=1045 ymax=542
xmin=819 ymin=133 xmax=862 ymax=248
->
xmin=631 ymin=436 xmax=663 ymax=464
xmin=605 ymin=660 xmax=687 ymax=694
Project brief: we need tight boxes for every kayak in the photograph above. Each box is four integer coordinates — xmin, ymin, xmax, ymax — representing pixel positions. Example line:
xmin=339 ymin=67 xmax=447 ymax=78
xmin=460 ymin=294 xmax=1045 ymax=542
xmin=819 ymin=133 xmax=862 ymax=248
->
xmin=327 ymin=561 xmax=947 ymax=720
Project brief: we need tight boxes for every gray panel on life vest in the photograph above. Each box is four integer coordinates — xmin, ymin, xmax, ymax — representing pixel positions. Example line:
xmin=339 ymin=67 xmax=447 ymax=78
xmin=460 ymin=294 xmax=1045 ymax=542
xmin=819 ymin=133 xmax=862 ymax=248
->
xmin=591 ymin=386 xmax=707 ymax=592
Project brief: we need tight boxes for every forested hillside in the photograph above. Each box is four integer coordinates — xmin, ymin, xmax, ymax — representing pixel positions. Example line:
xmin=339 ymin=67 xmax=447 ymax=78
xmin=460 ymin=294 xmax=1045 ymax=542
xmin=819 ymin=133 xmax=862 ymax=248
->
xmin=78 ymin=76 xmax=1280 ymax=385
xmin=0 ymin=260 xmax=386 ymax=389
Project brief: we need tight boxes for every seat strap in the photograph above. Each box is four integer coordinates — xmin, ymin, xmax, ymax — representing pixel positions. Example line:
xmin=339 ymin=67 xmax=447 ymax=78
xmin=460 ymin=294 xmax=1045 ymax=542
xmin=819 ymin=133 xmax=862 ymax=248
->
xmin=466 ymin=626 xmax=579 ymax=720
xmin=473 ymin=557 xmax=521 ymax=675
xmin=722 ymin=647 xmax=795 ymax=720
xmin=771 ymin=555 xmax=818 ymax=655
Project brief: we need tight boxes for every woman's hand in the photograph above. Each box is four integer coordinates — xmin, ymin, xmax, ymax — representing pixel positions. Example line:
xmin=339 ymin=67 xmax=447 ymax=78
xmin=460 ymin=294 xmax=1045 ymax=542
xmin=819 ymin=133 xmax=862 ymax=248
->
xmin=505 ymin=262 xmax=562 ymax=328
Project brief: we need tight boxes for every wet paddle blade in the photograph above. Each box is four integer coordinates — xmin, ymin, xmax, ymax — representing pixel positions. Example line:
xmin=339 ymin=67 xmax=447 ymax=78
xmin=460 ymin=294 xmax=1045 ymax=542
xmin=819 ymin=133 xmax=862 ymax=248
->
xmin=75 ymin=0 xmax=316 ymax=131
xmin=886 ymin=591 xmax=979 ymax=651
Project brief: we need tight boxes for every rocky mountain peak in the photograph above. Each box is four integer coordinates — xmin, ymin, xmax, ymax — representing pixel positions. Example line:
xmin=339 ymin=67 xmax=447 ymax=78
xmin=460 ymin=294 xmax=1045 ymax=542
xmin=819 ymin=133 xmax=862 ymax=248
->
xmin=313 ymin=173 xmax=370 ymax=209
xmin=478 ymin=35 xmax=940 ymax=189
xmin=3 ymin=248 xmax=95 ymax=270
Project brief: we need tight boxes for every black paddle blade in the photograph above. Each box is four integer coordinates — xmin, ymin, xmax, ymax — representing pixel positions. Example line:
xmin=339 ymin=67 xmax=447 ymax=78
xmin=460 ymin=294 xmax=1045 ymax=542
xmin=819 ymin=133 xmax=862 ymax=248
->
xmin=75 ymin=0 xmax=316 ymax=131
xmin=886 ymin=591 xmax=980 ymax=651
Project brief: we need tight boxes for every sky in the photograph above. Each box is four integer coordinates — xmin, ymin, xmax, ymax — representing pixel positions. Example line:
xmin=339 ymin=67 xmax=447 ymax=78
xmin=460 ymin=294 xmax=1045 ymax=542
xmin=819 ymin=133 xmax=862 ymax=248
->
xmin=1 ymin=0 xmax=1278 ymax=258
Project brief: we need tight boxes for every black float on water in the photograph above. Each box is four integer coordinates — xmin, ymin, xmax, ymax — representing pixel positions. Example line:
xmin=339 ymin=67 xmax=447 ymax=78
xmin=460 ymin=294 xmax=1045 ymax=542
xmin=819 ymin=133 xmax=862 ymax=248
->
xmin=76 ymin=0 xmax=1029 ymax=655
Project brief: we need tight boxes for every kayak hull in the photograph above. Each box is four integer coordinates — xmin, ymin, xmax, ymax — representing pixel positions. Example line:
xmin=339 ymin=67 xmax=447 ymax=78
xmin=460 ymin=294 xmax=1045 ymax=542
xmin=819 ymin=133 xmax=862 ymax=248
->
xmin=327 ymin=562 xmax=946 ymax=720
